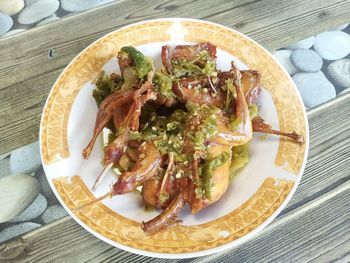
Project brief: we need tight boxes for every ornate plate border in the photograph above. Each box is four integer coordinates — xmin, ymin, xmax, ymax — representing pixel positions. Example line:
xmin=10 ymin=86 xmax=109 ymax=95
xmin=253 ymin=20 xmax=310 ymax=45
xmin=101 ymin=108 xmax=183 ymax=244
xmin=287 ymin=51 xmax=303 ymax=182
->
xmin=40 ymin=18 xmax=309 ymax=258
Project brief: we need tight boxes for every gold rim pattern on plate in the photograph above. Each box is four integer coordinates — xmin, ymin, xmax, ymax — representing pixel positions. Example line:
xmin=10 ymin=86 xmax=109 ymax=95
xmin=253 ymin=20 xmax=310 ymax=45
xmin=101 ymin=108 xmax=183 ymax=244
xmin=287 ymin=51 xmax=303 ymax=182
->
xmin=53 ymin=175 xmax=293 ymax=253
xmin=40 ymin=19 xmax=307 ymax=254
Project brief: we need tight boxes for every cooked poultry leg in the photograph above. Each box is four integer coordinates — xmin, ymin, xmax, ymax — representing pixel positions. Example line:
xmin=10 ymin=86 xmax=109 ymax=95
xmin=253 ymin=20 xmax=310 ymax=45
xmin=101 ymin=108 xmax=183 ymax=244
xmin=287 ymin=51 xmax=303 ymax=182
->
xmin=252 ymin=116 xmax=304 ymax=143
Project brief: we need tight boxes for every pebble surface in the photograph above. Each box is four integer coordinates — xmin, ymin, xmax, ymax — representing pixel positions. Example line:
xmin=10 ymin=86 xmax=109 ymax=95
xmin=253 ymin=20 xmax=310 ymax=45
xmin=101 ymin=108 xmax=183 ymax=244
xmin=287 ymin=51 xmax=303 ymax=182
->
xmin=293 ymin=72 xmax=336 ymax=108
xmin=3 ymin=28 xmax=26 ymax=37
xmin=313 ymin=31 xmax=350 ymax=60
xmin=41 ymin=205 xmax=68 ymax=224
xmin=291 ymin=49 xmax=323 ymax=72
xmin=36 ymin=168 xmax=58 ymax=204
xmin=10 ymin=141 xmax=41 ymax=174
xmin=0 ymin=12 xmax=13 ymax=36
xmin=18 ymin=0 xmax=59 ymax=24
xmin=273 ymin=50 xmax=298 ymax=75
xmin=286 ymin=36 xmax=315 ymax=50
xmin=0 ymin=0 xmax=24 ymax=16
xmin=12 ymin=194 xmax=47 ymax=222
xmin=0 ymin=174 xmax=40 ymax=223
xmin=36 ymin=14 xmax=60 ymax=26
xmin=61 ymin=0 xmax=114 ymax=12
xmin=327 ymin=59 xmax=350 ymax=88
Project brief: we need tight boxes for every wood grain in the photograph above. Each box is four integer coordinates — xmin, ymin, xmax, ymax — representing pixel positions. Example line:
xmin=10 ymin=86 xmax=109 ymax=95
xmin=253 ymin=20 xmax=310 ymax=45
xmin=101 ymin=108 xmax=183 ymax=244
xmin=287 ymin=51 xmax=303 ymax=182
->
xmin=1 ymin=0 xmax=350 ymax=155
xmin=1 ymin=93 xmax=349 ymax=262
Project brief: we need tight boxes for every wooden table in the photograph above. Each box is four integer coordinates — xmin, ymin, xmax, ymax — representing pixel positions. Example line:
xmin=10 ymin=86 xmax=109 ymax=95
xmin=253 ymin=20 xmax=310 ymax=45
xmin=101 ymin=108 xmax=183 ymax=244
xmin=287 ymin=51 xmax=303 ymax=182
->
xmin=1 ymin=0 xmax=350 ymax=262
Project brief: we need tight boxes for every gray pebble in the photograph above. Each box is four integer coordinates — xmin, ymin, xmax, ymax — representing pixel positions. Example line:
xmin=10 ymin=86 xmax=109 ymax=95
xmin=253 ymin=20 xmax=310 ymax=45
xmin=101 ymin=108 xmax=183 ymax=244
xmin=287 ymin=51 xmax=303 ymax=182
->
xmin=36 ymin=167 xmax=58 ymax=205
xmin=285 ymin=36 xmax=315 ymax=50
xmin=41 ymin=205 xmax=68 ymax=224
xmin=0 ymin=12 xmax=13 ymax=36
xmin=0 ymin=222 xmax=41 ymax=243
xmin=10 ymin=141 xmax=41 ymax=174
xmin=61 ymin=0 xmax=114 ymax=12
xmin=0 ymin=174 xmax=40 ymax=223
xmin=2 ymin=28 xmax=26 ymax=37
xmin=313 ymin=31 xmax=350 ymax=60
xmin=36 ymin=14 xmax=60 ymax=26
xmin=293 ymin=72 xmax=336 ymax=108
xmin=18 ymin=0 xmax=59 ymax=25
xmin=273 ymin=50 xmax=298 ymax=75
xmin=12 ymin=194 xmax=47 ymax=222
xmin=291 ymin=49 xmax=323 ymax=72
xmin=339 ymin=88 xmax=350 ymax=95
xmin=0 ymin=157 xmax=10 ymax=178
xmin=327 ymin=59 xmax=350 ymax=88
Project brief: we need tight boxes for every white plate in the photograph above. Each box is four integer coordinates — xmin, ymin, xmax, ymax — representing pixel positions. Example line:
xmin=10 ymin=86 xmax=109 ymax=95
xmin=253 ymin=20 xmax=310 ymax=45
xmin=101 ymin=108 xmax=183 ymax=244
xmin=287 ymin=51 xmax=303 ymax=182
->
xmin=40 ymin=18 xmax=309 ymax=258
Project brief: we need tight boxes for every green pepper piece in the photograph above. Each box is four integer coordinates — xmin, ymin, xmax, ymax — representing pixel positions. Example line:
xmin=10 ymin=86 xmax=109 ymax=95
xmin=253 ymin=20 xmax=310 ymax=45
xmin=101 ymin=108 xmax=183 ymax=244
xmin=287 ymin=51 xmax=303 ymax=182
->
xmin=121 ymin=46 xmax=148 ymax=79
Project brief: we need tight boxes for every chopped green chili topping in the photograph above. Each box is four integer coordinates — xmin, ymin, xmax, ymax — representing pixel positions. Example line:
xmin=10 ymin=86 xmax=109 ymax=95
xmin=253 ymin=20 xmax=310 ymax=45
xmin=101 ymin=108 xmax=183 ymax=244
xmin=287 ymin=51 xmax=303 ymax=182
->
xmin=153 ymin=71 xmax=175 ymax=98
xmin=186 ymin=103 xmax=218 ymax=155
xmin=202 ymin=151 xmax=231 ymax=200
xmin=129 ymin=110 xmax=187 ymax=162
xmin=172 ymin=50 xmax=217 ymax=78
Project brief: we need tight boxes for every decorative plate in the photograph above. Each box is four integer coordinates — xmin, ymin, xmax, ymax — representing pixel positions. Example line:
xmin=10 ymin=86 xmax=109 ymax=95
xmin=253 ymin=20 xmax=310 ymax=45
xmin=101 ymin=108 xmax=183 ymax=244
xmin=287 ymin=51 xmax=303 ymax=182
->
xmin=40 ymin=18 xmax=309 ymax=258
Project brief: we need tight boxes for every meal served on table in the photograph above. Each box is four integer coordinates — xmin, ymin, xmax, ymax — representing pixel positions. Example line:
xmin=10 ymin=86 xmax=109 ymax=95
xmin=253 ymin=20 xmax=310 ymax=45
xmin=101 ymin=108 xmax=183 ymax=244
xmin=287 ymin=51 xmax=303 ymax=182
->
xmin=80 ymin=42 xmax=303 ymax=233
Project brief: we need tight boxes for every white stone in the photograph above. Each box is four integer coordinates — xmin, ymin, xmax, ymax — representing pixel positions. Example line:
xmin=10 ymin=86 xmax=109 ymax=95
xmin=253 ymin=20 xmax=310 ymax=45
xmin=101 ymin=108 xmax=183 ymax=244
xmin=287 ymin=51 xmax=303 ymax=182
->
xmin=291 ymin=49 xmax=323 ymax=73
xmin=61 ymin=0 xmax=114 ymax=12
xmin=0 ymin=12 xmax=13 ymax=36
xmin=41 ymin=205 xmax=68 ymax=224
xmin=293 ymin=72 xmax=336 ymax=108
xmin=0 ymin=0 xmax=24 ymax=15
xmin=18 ymin=0 xmax=59 ymax=25
xmin=0 ymin=157 xmax=10 ymax=178
xmin=2 ymin=29 xmax=26 ymax=37
xmin=273 ymin=50 xmax=298 ymax=75
xmin=36 ymin=14 xmax=60 ymax=26
xmin=313 ymin=31 xmax=350 ymax=60
xmin=285 ymin=36 xmax=315 ymax=50
xmin=0 ymin=222 xmax=41 ymax=243
xmin=0 ymin=174 xmax=40 ymax=223
xmin=327 ymin=59 xmax=350 ymax=88
xmin=12 ymin=194 xmax=47 ymax=222
xmin=10 ymin=141 xmax=41 ymax=174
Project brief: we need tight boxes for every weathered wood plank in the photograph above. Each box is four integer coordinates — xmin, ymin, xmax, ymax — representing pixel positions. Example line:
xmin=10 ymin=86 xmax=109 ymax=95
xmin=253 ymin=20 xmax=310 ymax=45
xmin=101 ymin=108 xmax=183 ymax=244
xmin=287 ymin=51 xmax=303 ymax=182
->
xmin=1 ymin=94 xmax=349 ymax=262
xmin=1 ymin=0 xmax=350 ymax=155
xmin=193 ymin=182 xmax=350 ymax=263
